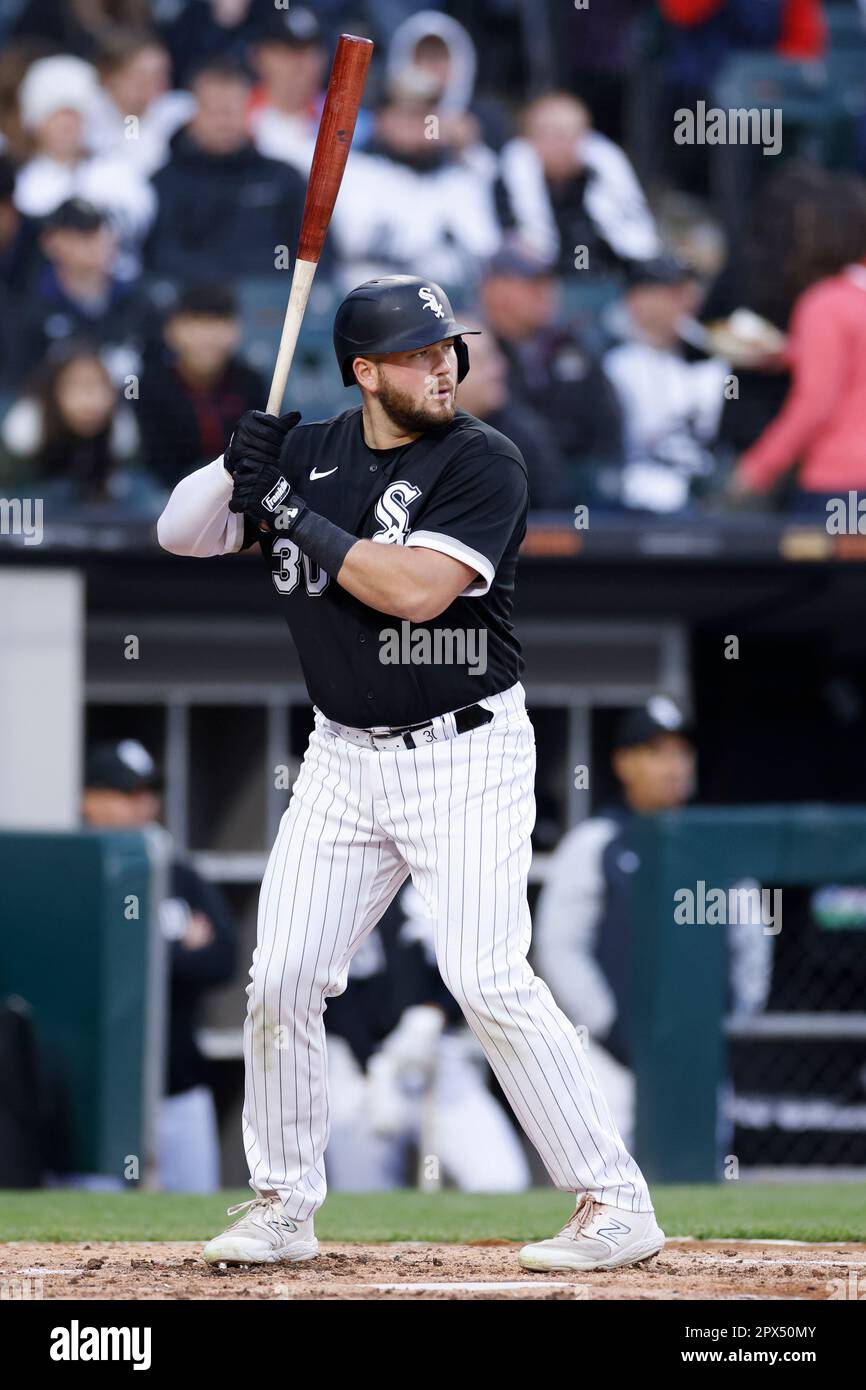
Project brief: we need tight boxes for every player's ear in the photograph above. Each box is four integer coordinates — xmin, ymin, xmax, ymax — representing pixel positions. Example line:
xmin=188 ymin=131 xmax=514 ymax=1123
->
xmin=353 ymin=356 xmax=378 ymax=392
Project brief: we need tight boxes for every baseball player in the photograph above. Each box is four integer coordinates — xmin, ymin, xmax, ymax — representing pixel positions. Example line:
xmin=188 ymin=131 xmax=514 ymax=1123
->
xmin=157 ymin=275 xmax=665 ymax=1272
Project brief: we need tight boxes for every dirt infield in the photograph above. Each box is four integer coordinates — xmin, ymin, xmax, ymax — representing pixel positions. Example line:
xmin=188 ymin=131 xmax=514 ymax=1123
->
xmin=3 ymin=1239 xmax=866 ymax=1300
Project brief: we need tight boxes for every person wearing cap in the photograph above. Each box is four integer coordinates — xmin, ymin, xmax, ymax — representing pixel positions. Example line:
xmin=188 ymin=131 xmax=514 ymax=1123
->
xmin=145 ymin=55 xmax=306 ymax=283
xmin=248 ymin=7 xmax=337 ymax=177
xmin=14 ymin=198 xmax=159 ymax=387
xmin=14 ymin=54 xmax=155 ymax=279
xmin=533 ymin=697 xmax=696 ymax=1146
xmin=479 ymin=239 xmax=624 ymax=495
xmin=602 ymin=253 xmax=729 ymax=512
xmin=82 ymin=740 xmax=237 ymax=1193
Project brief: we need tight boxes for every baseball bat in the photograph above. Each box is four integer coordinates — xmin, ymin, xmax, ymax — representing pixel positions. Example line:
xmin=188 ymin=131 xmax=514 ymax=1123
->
xmin=266 ymin=33 xmax=374 ymax=416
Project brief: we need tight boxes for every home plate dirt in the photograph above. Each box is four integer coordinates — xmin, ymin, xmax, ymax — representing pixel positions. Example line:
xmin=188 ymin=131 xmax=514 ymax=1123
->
xmin=3 ymin=1241 xmax=865 ymax=1300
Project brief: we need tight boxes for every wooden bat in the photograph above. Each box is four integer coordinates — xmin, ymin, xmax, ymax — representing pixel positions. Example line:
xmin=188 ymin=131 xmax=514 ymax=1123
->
xmin=266 ymin=33 xmax=374 ymax=416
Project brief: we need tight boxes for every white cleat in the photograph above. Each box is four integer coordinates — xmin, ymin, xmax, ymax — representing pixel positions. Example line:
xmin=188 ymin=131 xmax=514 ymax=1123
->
xmin=519 ymin=1193 xmax=665 ymax=1273
xmin=202 ymin=1196 xmax=319 ymax=1266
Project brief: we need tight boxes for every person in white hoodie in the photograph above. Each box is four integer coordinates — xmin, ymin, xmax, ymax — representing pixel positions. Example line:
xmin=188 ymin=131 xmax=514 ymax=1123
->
xmin=85 ymin=30 xmax=195 ymax=177
xmin=14 ymin=54 xmax=155 ymax=279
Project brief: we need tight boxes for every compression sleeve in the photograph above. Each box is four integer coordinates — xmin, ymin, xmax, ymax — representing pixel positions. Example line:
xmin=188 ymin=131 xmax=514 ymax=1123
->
xmin=156 ymin=456 xmax=245 ymax=558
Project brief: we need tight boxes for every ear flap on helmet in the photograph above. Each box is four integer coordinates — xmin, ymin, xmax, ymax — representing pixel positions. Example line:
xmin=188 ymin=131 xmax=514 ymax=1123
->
xmin=455 ymin=336 xmax=470 ymax=382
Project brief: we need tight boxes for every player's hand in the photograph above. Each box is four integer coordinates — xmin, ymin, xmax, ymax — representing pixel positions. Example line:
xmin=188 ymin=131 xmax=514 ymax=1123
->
xmin=224 ymin=409 xmax=301 ymax=477
xmin=228 ymin=458 xmax=307 ymax=534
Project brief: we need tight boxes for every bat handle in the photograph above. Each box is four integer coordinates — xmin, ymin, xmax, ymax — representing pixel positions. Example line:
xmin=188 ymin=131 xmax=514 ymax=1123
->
xmin=266 ymin=258 xmax=319 ymax=416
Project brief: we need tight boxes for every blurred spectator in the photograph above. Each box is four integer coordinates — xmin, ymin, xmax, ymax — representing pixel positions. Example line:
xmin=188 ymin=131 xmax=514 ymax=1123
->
xmin=86 ymin=30 xmax=195 ymax=176
xmin=0 ymin=37 xmax=57 ymax=162
xmin=82 ymin=740 xmax=237 ymax=1193
xmin=14 ymin=54 xmax=156 ymax=277
xmin=704 ymin=165 xmax=866 ymax=455
xmin=16 ymin=198 xmax=158 ymax=386
xmin=479 ymin=241 xmax=624 ymax=491
xmin=11 ymin=0 xmax=152 ymax=58
xmin=534 ymin=698 xmax=698 ymax=1148
xmin=162 ymin=0 xmax=268 ymax=87
xmin=731 ymin=256 xmax=866 ymax=509
xmin=146 ymin=56 xmax=306 ymax=282
xmin=500 ymin=92 xmax=660 ymax=278
xmin=331 ymin=68 xmax=513 ymax=290
xmin=386 ymin=9 xmax=512 ymax=152
xmin=0 ymin=343 xmax=161 ymax=513
xmin=249 ymin=6 xmax=329 ymax=175
xmin=454 ymin=318 xmax=569 ymax=510
xmin=138 ymin=282 xmax=265 ymax=488
xmin=602 ymin=254 xmax=729 ymax=512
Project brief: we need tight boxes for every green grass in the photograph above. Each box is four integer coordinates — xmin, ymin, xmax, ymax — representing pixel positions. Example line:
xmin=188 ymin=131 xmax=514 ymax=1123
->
xmin=1 ymin=1186 xmax=865 ymax=1244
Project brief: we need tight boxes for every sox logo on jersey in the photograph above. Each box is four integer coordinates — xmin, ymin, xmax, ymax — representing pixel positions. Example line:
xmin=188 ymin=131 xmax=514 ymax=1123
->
xmin=370 ymin=481 xmax=422 ymax=545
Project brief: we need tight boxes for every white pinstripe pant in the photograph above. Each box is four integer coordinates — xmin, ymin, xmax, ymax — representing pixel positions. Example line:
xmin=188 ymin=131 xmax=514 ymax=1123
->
xmin=242 ymin=682 xmax=653 ymax=1218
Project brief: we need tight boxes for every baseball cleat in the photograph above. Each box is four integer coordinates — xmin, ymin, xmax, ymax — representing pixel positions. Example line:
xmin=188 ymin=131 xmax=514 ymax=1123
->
xmin=518 ymin=1193 xmax=665 ymax=1272
xmin=202 ymin=1196 xmax=319 ymax=1265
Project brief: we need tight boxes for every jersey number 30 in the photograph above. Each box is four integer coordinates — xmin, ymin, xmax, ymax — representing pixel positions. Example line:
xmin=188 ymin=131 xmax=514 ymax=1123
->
xmin=271 ymin=538 xmax=329 ymax=597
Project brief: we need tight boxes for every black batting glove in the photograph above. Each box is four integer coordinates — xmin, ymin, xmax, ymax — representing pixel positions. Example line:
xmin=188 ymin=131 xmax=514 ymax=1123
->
xmin=228 ymin=458 xmax=308 ymax=533
xmin=224 ymin=409 xmax=301 ymax=477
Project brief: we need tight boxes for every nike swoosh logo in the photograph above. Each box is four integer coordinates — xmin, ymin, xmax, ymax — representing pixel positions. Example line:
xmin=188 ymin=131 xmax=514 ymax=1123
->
xmin=310 ymin=467 xmax=338 ymax=480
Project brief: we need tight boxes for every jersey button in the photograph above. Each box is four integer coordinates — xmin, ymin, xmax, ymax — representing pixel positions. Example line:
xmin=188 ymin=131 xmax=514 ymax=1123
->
xmin=358 ymin=634 xmax=366 ymax=644
xmin=366 ymin=691 xmax=375 ymax=701
xmin=369 ymin=464 xmax=378 ymax=472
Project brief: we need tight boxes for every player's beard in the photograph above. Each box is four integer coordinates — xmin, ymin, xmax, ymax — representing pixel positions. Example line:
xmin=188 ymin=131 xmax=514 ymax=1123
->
xmin=375 ymin=371 xmax=457 ymax=433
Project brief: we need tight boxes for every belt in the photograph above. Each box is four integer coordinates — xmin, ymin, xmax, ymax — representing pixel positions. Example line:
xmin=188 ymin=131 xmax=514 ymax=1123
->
xmin=322 ymin=701 xmax=495 ymax=751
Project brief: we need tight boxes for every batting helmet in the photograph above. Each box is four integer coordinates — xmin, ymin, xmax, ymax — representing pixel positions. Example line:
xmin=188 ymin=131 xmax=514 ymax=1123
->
xmin=333 ymin=275 xmax=480 ymax=388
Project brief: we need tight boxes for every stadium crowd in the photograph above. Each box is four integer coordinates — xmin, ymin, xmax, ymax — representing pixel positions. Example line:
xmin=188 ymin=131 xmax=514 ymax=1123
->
xmin=0 ymin=0 xmax=864 ymax=518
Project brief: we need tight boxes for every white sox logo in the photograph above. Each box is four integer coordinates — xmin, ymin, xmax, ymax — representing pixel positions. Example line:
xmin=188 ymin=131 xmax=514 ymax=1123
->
xmin=418 ymin=286 xmax=445 ymax=319
xmin=371 ymin=480 xmax=422 ymax=545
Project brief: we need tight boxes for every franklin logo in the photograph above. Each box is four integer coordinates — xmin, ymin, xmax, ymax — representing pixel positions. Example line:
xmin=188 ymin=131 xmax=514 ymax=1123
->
xmin=418 ymin=286 xmax=445 ymax=319
xmin=262 ymin=477 xmax=291 ymax=513
xmin=50 ymin=1321 xmax=151 ymax=1371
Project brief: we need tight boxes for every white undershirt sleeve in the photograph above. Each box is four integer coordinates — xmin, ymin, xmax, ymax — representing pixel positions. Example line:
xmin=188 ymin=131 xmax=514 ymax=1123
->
xmin=156 ymin=456 xmax=245 ymax=558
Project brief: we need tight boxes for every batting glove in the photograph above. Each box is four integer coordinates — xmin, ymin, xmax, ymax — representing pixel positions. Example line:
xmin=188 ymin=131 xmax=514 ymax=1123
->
xmin=228 ymin=458 xmax=308 ymax=531
xmin=224 ymin=409 xmax=301 ymax=477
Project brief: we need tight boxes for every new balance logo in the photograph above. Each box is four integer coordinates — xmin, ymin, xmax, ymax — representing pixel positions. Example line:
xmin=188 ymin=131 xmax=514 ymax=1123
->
xmin=596 ymin=1219 xmax=630 ymax=1245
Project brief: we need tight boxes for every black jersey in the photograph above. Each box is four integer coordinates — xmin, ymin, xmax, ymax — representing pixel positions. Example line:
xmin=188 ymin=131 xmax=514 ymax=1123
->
xmin=239 ymin=406 xmax=529 ymax=727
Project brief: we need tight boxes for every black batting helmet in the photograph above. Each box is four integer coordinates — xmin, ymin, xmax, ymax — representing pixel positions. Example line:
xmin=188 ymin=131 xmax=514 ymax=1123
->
xmin=333 ymin=275 xmax=480 ymax=388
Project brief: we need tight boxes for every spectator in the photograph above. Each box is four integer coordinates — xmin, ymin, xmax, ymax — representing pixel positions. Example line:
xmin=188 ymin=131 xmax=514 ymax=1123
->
xmin=146 ymin=57 xmax=306 ymax=282
xmin=479 ymin=241 xmax=624 ymax=491
xmin=731 ymin=251 xmax=866 ymax=509
xmin=16 ymin=198 xmax=158 ymax=386
xmin=162 ymin=0 xmax=268 ymax=88
xmin=704 ymin=165 xmax=866 ymax=456
xmin=138 ymin=283 xmax=266 ymax=489
xmin=386 ymin=9 xmax=512 ymax=152
xmin=14 ymin=54 xmax=156 ymax=278
xmin=454 ymin=318 xmax=569 ymax=510
xmin=500 ymin=92 xmax=660 ymax=278
xmin=329 ymin=70 xmax=507 ymax=290
xmin=86 ymin=30 xmax=195 ymax=176
xmin=534 ymin=698 xmax=698 ymax=1148
xmin=81 ymin=740 xmax=237 ymax=1193
xmin=602 ymin=254 xmax=729 ymax=512
xmin=545 ymin=0 xmax=638 ymax=144
xmin=249 ymin=6 xmax=330 ymax=175
xmin=0 ymin=344 xmax=160 ymax=514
